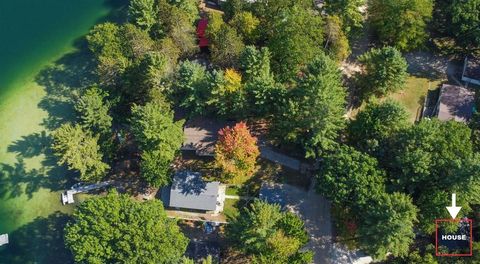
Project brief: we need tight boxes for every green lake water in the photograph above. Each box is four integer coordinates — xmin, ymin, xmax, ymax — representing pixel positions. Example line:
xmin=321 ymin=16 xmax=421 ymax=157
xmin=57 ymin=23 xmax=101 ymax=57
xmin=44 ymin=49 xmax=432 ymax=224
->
xmin=0 ymin=1 xmax=120 ymax=262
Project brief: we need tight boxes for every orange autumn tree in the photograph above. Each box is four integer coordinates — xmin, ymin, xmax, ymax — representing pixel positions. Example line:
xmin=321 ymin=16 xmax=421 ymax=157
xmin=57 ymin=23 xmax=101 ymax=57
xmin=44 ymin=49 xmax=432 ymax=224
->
xmin=215 ymin=122 xmax=260 ymax=184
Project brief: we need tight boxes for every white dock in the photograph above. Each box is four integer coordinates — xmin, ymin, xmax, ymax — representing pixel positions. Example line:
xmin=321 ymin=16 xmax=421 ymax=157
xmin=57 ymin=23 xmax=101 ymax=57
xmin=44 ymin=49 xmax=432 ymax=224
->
xmin=0 ymin=234 xmax=8 ymax=246
xmin=62 ymin=181 xmax=112 ymax=205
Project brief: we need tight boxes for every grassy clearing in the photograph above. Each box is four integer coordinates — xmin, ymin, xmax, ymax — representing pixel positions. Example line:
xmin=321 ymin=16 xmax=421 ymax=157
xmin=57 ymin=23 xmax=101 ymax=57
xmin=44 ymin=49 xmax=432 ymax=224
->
xmin=226 ymin=186 xmax=240 ymax=196
xmin=223 ymin=199 xmax=241 ymax=221
xmin=388 ymin=76 xmax=442 ymax=122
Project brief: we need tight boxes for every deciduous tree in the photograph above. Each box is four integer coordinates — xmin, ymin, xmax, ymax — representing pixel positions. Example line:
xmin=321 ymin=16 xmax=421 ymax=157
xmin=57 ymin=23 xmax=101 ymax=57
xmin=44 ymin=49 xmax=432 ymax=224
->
xmin=358 ymin=193 xmax=417 ymax=260
xmin=65 ymin=190 xmax=189 ymax=263
xmin=369 ymin=0 xmax=433 ymax=50
xmin=389 ymin=119 xmax=476 ymax=194
xmin=450 ymin=0 xmax=480 ymax=52
xmin=162 ymin=7 xmax=198 ymax=57
xmin=223 ymin=0 xmax=248 ymax=21
xmin=209 ymin=24 xmax=245 ymax=68
xmin=325 ymin=0 xmax=365 ymax=34
xmin=265 ymin=6 xmax=324 ymax=80
xmin=120 ymin=23 xmax=154 ymax=61
xmin=230 ymin=11 xmax=260 ymax=44
xmin=316 ymin=145 xmax=386 ymax=211
xmin=324 ymin=15 xmax=351 ymax=62
xmin=348 ymin=100 xmax=409 ymax=157
xmin=208 ymin=69 xmax=246 ymax=118
xmin=227 ymin=199 xmax=313 ymax=263
xmin=167 ymin=0 xmax=199 ymax=25
xmin=215 ymin=122 xmax=259 ymax=184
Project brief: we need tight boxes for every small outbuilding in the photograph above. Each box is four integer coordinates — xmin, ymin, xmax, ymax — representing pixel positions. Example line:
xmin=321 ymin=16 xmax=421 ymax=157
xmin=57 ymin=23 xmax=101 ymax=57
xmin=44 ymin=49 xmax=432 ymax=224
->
xmin=434 ymin=84 xmax=475 ymax=123
xmin=161 ymin=171 xmax=225 ymax=214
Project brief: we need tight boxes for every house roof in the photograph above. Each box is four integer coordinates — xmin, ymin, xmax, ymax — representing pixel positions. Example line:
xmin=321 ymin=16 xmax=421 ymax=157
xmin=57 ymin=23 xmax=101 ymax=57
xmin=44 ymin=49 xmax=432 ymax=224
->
xmin=436 ymin=84 xmax=475 ymax=123
xmin=182 ymin=117 xmax=232 ymax=156
xmin=197 ymin=18 xmax=209 ymax=48
xmin=163 ymin=171 xmax=220 ymax=211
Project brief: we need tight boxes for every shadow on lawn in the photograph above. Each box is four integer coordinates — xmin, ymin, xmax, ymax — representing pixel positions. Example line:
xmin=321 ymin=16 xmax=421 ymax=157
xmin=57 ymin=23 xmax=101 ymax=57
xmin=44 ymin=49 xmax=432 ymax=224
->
xmin=0 ymin=212 xmax=73 ymax=264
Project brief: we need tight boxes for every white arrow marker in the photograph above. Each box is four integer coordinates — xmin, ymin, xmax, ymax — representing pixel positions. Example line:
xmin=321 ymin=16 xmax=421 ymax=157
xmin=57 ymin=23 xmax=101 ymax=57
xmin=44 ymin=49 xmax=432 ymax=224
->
xmin=446 ymin=193 xmax=462 ymax=219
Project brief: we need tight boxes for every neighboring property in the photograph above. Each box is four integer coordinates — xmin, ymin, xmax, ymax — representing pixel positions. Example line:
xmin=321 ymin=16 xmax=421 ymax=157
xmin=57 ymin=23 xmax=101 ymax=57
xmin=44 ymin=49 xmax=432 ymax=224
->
xmin=433 ymin=84 xmax=475 ymax=123
xmin=182 ymin=117 xmax=232 ymax=157
xmin=462 ymin=56 xmax=480 ymax=86
xmin=161 ymin=171 xmax=226 ymax=215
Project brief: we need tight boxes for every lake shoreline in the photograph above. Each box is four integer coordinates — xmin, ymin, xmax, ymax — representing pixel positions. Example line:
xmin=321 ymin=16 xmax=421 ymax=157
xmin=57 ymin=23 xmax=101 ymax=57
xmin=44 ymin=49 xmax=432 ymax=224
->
xmin=0 ymin=1 xmax=113 ymax=262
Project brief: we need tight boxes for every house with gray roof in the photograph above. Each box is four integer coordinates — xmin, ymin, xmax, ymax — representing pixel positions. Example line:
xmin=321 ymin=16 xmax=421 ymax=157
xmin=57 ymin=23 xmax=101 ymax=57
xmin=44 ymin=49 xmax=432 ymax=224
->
xmin=433 ymin=84 xmax=476 ymax=123
xmin=161 ymin=171 xmax=225 ymax=214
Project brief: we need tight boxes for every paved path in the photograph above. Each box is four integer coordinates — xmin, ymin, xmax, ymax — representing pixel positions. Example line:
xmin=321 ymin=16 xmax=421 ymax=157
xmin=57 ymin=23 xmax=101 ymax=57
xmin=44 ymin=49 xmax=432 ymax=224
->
xmin=258 ymin=140 xmax=311 ymax=172
xmin=225 ymin=195 xmax=253 ymax=200
xmin=165 ymin=210 xmax=227 ymax=223
xmin=259 ymin=146 xmax=302 ymax=171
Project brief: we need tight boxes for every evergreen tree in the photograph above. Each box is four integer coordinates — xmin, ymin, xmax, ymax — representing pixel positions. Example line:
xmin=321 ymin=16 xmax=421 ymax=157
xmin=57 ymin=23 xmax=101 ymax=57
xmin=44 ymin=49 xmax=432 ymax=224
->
xmin=128 ymin=0 xmax=157 ymax=31
xmin=130 ymin=102 xmax=184 ymax=187
xmin=358 ymin=47 xmax=408 ymax=98
xmin=75 ymin=86 xmax=112 ymax=136
xmin=273 ymin=54 xmax=346 ymax=158
xmin=52 ymin=124 xmax=109 ymax=182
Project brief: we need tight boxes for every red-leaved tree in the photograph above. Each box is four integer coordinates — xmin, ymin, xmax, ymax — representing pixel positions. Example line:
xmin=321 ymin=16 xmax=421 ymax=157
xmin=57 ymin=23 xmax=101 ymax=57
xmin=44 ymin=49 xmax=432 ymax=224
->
xmin=215 ymin=122 xmax=260 ymax=184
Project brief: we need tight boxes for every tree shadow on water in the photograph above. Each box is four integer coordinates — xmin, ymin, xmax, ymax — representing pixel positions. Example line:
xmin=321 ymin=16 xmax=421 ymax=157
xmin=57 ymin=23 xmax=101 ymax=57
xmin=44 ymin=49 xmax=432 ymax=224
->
xmin=35 ymin=39 xmax=98 ymax=131
xmin=0 ymin=212 xmax=73 ymax=264
xmin=7 ymin=131 xmax=51 ymax=159
xmin=1 ymin=131 xmax=74 ymax=200
xmin=0 ymin=157 xmax=72 ymax=200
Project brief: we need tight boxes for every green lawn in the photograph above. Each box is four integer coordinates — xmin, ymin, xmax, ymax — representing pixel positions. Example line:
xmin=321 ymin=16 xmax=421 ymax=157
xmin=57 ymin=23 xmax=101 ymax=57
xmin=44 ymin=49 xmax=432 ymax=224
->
xmin=388 ymin=76 xmax=442 ymax=122
xmin=223 ymin=199 xmax=241 ymax=221
xmin=226 ymin=186 xmax=240 ymax=196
